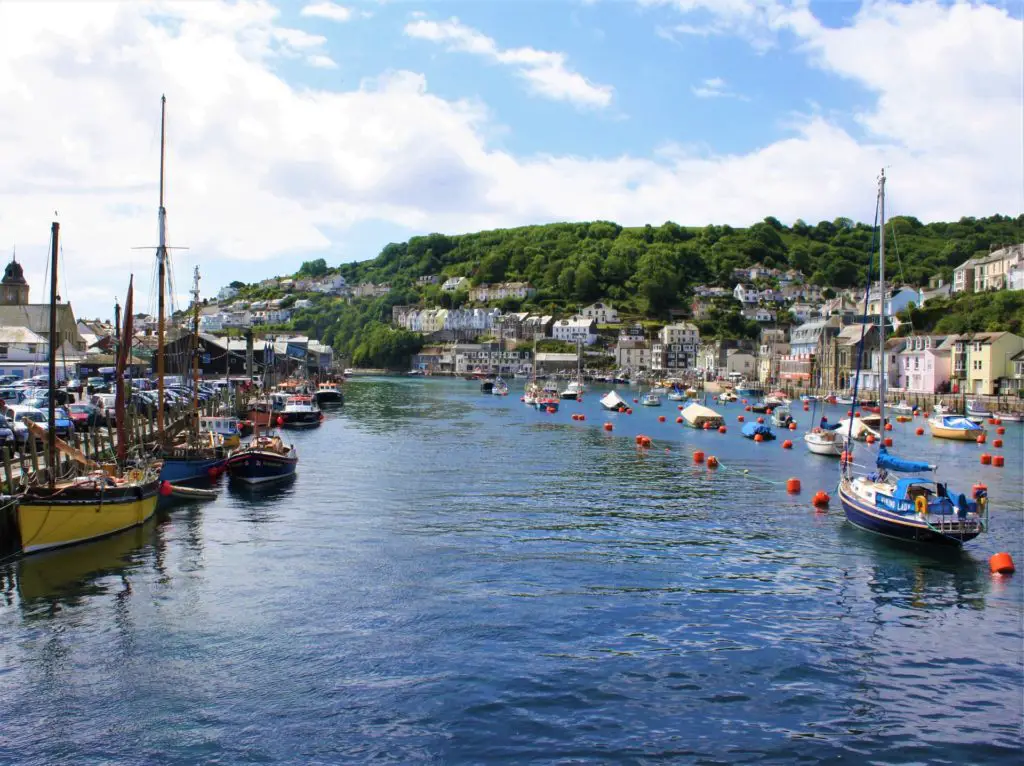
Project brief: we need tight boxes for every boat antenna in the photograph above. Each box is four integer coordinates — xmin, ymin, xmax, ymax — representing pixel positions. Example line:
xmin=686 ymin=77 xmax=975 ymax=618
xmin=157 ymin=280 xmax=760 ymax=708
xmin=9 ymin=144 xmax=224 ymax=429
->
xmin=191 ymin=265 xmax=201 ymax=440
xmin=47 ymin=221 xmax=59 ymax=489
xmin=878 ymin=168 xmax=887 ymax=435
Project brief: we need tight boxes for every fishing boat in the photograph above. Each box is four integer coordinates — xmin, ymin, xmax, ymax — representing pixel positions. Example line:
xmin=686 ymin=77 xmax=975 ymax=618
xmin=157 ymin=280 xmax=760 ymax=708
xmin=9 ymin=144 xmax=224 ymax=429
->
xmin=839 ymin=169 xmax=988 ymax=547
xmin=804 ymin=427 xmax=846 ymax=456
xmin=600 ymin=391 xmax=629 ymax=412
xmin=681 ymin=403 xmax=723 ymax=429
xmin=279 ymin=394 xmax=322 ymax=429
xmin=741 ymin=422 xmax=775 ymax=441
xmin=891 ymin=400 xmax=915 ymax=415
xmin=835 ymin=395 xmax=854 ymax=406
xmin=480 ymin=378 xmax=495 ymax=394
xmin=965 ymin=399 xmax=992 ymax=421
xmin=17 ymin=231 xmax=161 ymax=555
xmin=735 ymin=382 xmax=763 ymax=399
xmin=772 ymin=406 xmax=795 ymax=428
xmin=666 ymin=386 xmax=686 ymax=402
xmin=560 ymin=340 xmax=585 ymax=400
xmin=718 ymin=391 xmax=738 ymax=403
xmin=927 ymin=413 xmax=985 ymax=441
xmin=640 ymin=392 xmax=662 ymax=407
xmin=765 ymin=390 xmax=790 ymax=406
xmin=200 ymin=415 xmax=242 ymax=449
xmin=492 ymin=377 xmax=509 ymax=396
xmin=995 ymin=410 xmax=1024 ymax=422
xmin=314 ymin=381 xmax=344 ymax=405
xmin=225 ymin=434 xmax=298 ymax=485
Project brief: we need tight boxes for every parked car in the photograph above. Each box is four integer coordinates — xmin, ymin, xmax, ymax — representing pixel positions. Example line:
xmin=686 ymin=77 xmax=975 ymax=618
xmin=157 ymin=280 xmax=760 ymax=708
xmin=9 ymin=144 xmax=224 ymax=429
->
xmin=68 ymin=402 xmax=105 ymax=430
xmin=86 ymin=376 xmax=111 ymax=394
xmin=5 ymin=405 xmax=46 ymax=450
xmin=52 ymin=407 xmax=76 ymax=440
xmin=91 ymin=393 xmax=118 ymax=423
xmin=0 ymin=387 xmax=23 ymax=407
xmin=0 ymin=414 xmax=16 ymax=452
xmin=65 ymin=378 xmax=84 ymax=393
xmin=0 ymin=375 xmax=20 ymax=386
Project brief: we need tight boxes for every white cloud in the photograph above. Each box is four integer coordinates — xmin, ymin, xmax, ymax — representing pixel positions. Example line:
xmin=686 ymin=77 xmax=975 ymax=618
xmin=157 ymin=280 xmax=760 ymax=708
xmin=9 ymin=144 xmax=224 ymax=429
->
xmin=306 ymin=54 xmax=339 ymax=69
xmin=643 ymin=0 xmax=805 ymax=50
xmin=691 ymin=76 xmax=747 ymax=99
xmin=404 ymin=17 xmax=614 ymax=109
xmin=300 ymin=2 xmax=353 ymax=23
xmin=0 ymin=0 xmax=1019 ymax=319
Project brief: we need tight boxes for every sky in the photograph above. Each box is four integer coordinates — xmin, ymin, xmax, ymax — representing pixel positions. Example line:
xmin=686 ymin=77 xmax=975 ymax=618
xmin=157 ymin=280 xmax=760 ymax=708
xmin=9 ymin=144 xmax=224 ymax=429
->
xmin=0 ymin=0 xmax=1020 ymax=320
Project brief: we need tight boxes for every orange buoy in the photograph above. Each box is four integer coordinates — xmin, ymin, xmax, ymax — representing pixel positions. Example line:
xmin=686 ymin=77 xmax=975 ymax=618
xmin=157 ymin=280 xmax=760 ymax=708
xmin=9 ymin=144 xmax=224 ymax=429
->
xmin=737 ymin=415 xmax=745 ymax=422
xmin=579 ymin=414 xmax=586 ymax=421
xmin=993 ymin=438 xmax=1003 ymax=448
xmin=693 ymin=450 xmax=705 ymax=464
xmin=706 ymin=456 xmax=719 ymax=468
xmin=915 ymin=427 xmax=924 ymax=435
xmin=840 ymin=450 xmax=852 ymax=464
xmin=745 ymin=405 xmax=751 ymax=412
xmin=703 ymin=422 xmax=711 ymax=430
xmin=812 ymin=490 xmax=830 ymax=508
xmin=980 ymin=453 xmax=992 ymax=465
xmin=742 ymin=399 xmax=748 ymax=404
xmin=635 ymin=435 xmax=644 ymax=445
xmin=603 ymin=422 xmax=613 ymax=431
xmin=976 ymin=434 xmax=986 ymax=445
xmin=757 ymin=416 xmax=764 ymax=424
xmin=855 ymin=410 xmax=861 ymax=418
xmin=990 ymin=552 xmax=1015 ymax=575
xmin=626 ymin=408 xmax=633 ymax=415
xmin=803 ymin=405 xmax=809 ymax=411
xmin=866 ymin=434 xmax=875 ymax=444
xmin=992 ymin=455 xmax=1004 ymax=467
xmin=678 ymin=405 xmax=684 ymax=411
xmin=884 ymin=422 xmax=893 ymax=431
xmin=883 ymin=437 xmax=893 ymax=447
xmin=923 ymin=411 xmax=930 ymax=418
xmin=988 ymin=418 xmax=996 ymax=425
xmin=676 ymin=416 xmax=683 ymax=424
xmin=782 ymin=439 xmax=793 ymax=449
xmin=993 ymin=417 xmax=1002 ymax=425
xmin=546 ymin=406 xmax=555 ymax=414
xmin=754 ymin=433 xmax=764 ymax=443
xmin=718 ymin=425 xmax=727 ymax=433
xmin=766 ymin=408 xmax=774 ymax=415
xmin=786 ymin=477 xmax=801 ymax=494
xmin=658 ymin=415 xmax=666 ymax=423
xmin=847 ymin=410 xmax=853 ymax=416
xmin=996 ymin=426 xmax=1006 ymax=435
xmin=788 ymin=422 xmax=797 ymax=431
xmin=633 ymin=398 xmax=638 ymax=403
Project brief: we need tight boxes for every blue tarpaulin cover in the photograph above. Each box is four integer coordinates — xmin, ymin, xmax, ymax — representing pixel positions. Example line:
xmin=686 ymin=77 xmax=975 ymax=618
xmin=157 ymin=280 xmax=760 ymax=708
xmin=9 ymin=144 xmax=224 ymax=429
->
xmin=877 ymin=446 xmax=933 ymax=473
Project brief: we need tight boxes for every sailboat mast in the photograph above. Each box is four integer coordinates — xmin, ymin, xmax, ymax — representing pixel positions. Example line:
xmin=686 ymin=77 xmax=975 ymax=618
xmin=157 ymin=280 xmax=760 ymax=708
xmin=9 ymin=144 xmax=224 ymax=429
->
xmin=878 ymin=168 xmax=886 ymax=426
xmin=156 ymin=94 xmax=167 ymax=438
xmin=191 ymin=266 xmax=201 ymax=432
xmin=47 ymin=221 xmax=59 ymax=489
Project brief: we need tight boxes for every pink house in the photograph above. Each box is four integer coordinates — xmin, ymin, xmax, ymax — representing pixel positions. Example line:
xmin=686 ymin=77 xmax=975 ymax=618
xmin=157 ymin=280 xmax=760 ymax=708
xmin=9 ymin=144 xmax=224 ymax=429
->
xmin=896 ymin=334 xmax=953 ymax=393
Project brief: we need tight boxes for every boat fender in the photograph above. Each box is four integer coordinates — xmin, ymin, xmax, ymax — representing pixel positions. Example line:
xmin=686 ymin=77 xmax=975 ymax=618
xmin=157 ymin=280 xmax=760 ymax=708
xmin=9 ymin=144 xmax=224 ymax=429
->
xmin=914 ymin=495 xmax=927 ymax=516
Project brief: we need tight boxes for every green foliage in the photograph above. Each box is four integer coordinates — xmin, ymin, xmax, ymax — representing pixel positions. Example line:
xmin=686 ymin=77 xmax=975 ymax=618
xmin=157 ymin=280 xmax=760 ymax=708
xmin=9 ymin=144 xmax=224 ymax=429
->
xmin=297 ymin=258 xmax=329 ymax=278
xmin=900 ymin=292 xmax=1024 ymax=336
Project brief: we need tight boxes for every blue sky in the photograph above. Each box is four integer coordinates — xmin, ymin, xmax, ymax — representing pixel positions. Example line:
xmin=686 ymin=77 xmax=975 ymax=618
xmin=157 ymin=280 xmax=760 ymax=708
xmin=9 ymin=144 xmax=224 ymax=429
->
xmin=0 ymin=0 xmax=1020 ymax=318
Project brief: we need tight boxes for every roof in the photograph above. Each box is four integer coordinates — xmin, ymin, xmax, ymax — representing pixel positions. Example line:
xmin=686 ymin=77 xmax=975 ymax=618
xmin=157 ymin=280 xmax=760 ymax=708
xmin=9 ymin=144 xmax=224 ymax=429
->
xmin=836 ymin=325 xmax=872 ymax=345
xmin=0 ymin=325 xmax=46 ymax=344
xmin=0 ymin=304 xmax=83 ymax=343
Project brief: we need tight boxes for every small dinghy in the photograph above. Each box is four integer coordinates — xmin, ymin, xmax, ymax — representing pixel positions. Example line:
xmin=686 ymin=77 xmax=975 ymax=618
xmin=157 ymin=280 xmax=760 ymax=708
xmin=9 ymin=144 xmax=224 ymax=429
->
xmin=742 ymin=422 xmax=775 ymax=441
xmin=600 ymin=390 xmax=629 ymax=411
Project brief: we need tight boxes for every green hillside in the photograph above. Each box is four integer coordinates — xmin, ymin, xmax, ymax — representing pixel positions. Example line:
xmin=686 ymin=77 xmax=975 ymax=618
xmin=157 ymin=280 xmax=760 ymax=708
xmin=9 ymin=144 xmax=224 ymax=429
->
xmin=237 ymin=214 xmax=1022 ymax=367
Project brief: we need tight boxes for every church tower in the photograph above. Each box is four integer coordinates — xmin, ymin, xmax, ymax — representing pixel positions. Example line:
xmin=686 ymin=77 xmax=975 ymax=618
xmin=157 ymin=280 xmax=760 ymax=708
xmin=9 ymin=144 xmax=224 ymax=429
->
xmin=1 ymin=253 xmax=29 ymax=306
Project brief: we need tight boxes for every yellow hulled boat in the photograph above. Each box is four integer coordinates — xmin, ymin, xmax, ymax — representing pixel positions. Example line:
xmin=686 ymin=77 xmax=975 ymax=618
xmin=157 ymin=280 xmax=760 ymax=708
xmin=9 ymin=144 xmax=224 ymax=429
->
xmin=927 ymin=414 xmax=986 ymax=441
xmin=18 ymin=470 xmax=161 ymax=555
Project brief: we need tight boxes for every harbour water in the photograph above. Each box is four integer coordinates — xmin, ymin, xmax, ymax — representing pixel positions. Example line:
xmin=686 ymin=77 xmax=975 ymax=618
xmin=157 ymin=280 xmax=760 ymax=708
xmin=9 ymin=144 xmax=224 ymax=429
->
xmin=1 ymin=377 xmax=1021 ymax=764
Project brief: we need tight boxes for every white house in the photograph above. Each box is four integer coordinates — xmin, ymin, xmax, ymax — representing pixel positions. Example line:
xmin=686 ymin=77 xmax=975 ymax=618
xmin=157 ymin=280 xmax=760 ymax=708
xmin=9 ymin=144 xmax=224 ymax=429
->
xmin=0 ymin=325 xmax=49 ymax=378
xmin=293 ymin=299 xmax=313 ymax=310
xmin=442 ymin=276 xmax=469 ymax=292
xmin=217 ymin=285 xmax=239 ymax=302
xmin=733 ymin=284 xmax=758 ymax=304
xmin=580 ymin=302 xmax=619 ymax=324
xmin=552 ymin=317 xmax=597 ymax=346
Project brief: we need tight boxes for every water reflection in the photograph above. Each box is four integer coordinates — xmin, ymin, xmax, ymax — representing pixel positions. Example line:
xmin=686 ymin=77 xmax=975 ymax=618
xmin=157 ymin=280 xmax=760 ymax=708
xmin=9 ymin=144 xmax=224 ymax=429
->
xmin=14 ymin=519 xmax=155 ymax=613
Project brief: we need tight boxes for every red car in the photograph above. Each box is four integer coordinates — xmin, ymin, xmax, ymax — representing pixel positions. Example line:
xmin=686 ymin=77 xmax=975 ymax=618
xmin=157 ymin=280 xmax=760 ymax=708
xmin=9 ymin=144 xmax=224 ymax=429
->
xmin=68 ymin=403 xmax=105 ymax=430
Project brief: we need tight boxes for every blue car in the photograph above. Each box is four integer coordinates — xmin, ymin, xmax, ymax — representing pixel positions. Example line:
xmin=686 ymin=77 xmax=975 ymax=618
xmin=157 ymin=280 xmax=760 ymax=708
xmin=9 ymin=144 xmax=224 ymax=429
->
xmin=51 ymin=407 xmax=76 ymax=440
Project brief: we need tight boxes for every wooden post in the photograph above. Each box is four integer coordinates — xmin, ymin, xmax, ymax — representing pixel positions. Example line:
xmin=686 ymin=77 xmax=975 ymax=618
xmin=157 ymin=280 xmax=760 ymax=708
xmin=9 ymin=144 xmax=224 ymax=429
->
xmin=2 ymin=447 xmax=12 ymax=493
xmin=107 ymin=427 xmax=116 ymax=458
xmin=28 ymin=433 xmax=39 ymax=477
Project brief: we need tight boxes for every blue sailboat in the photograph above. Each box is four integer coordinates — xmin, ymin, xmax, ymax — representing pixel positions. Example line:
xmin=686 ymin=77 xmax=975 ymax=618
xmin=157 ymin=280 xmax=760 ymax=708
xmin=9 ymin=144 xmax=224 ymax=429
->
xmin=837 ymin=170 xmax=988 ymax=547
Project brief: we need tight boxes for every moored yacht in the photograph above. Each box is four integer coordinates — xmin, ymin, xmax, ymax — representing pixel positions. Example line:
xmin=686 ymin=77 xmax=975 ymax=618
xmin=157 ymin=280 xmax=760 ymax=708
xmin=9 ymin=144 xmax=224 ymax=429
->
xmin=279 ymin=394 xmax=322 ymax=429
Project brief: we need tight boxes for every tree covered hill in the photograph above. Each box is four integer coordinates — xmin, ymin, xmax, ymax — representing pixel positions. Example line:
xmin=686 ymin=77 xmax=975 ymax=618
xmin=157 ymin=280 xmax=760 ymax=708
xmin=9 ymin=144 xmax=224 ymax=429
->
xmin=237 ymin=214 xmax=1021 ymax=367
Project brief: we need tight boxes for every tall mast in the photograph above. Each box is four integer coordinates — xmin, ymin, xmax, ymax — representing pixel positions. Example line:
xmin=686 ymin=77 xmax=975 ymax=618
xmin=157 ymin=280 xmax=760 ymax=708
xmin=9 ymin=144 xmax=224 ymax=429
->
xmin=191 ymin=265 xmax=201 ymax=436
xmin=156 ymin=94 xmax=167 ymax=439
xmin=878 ymin=168 xmax=886 ymax=427
xmin=46 ymin=221 xmax=59 ymax=489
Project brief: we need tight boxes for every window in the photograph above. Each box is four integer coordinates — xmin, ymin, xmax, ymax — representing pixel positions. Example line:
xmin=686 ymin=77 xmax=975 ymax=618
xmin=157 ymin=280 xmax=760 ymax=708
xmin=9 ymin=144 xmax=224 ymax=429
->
xmin=0 ymin=344 xmax=7 ymax=359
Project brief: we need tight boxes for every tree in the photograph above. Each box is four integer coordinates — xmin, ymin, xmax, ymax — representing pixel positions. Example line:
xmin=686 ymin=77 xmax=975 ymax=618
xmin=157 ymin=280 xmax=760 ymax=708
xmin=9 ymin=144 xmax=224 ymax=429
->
xmin=298 ymin=258 xmax=329 ymax=278
xmin=229 ymin=280 xmax=245 ymax=289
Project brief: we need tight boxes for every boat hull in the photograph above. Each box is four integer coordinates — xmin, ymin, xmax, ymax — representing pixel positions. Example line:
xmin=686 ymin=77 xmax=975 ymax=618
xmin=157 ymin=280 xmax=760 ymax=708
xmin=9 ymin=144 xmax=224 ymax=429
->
xmin=803 ymin=433 xmax=845 ymax=456
xmin=838 ymin=484 xmax=979 ymax=546
xmin=226 ymin=449 xmax=297 ymax=484
xmin=280 ymin=411 xmax=322 ymax=429
xmin=928 ymin=421 xmax=983 ymax=441
xmin=315 ymin=391 xmax=344 ymax=405
xmin=160 ymin=455 xmax=227 ymax=483
xmin=18 ymin=479 xmax=160 ymax=555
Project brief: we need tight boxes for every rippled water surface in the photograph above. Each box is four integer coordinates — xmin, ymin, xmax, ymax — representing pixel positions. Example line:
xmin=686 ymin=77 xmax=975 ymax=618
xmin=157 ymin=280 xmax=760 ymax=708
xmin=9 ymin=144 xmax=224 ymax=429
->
xmin=2 ymin=378 xmax=1022 ymax=764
